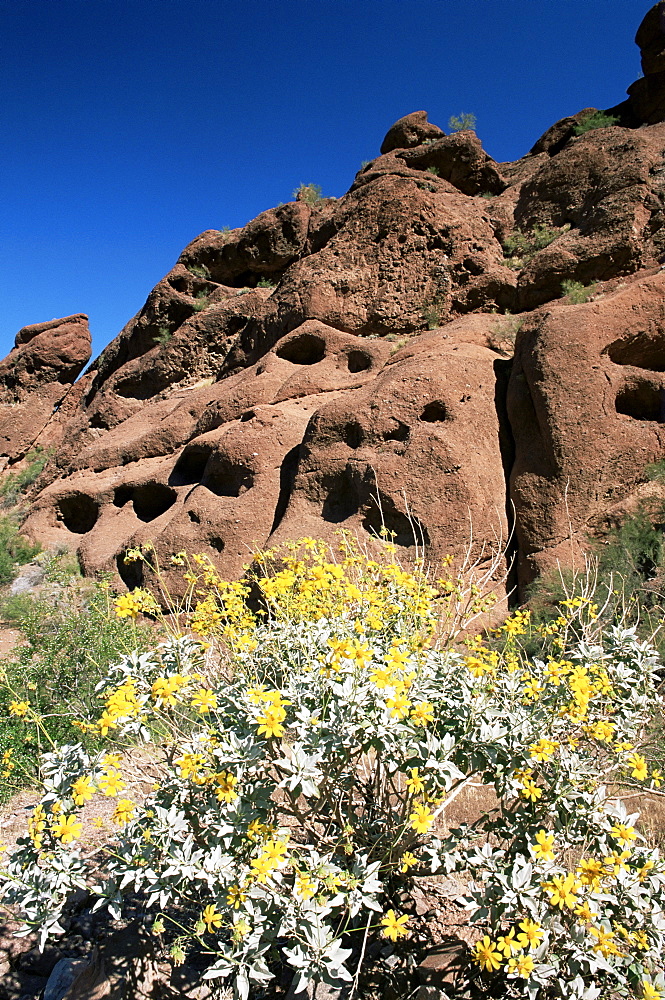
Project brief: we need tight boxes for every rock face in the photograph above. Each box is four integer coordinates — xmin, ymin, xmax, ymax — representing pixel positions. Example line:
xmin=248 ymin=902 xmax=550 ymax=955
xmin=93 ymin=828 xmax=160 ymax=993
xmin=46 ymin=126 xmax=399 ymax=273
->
xmin=0 ymin=315 xmax=91 ymax=465
xmin=628 ymin=1 xmax=665 ymax=124
xmin=9 ymin=4 xmax=665 ymax=596
xmin=508 ymin=274 xmax=665 ymax=585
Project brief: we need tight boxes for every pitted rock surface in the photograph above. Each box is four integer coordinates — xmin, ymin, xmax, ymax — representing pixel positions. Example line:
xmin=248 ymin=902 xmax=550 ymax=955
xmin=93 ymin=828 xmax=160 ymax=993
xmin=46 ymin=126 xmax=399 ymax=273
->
xmin=8 ymin=5 xmax=665 ymax=595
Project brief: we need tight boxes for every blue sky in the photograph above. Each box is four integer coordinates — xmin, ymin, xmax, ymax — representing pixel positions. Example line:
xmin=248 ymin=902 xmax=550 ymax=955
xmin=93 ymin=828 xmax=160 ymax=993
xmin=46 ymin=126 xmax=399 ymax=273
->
xmin=0 ymin=0 xmax=651 ymax=363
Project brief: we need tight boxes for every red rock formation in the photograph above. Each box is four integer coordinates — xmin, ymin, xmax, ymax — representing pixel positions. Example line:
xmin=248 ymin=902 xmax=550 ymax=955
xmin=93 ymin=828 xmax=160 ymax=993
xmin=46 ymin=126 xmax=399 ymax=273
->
xmin=8 ymin=4 xmax=665 ymax=597
xmin=0 ymin=315 xmax=91 ymax=465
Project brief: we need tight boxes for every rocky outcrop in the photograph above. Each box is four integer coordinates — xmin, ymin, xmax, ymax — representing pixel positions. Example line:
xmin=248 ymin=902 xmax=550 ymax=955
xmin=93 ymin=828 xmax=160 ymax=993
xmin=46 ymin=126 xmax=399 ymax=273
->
xmin=0 ymin=315 xmax=91 ymax=465
xmin=628 ymin=1 xmax=665 ymax=124
xmin=508 ymin=273 xmax=665 ymax=586
xmin=9 ymin=4 xmax=665 ymax=597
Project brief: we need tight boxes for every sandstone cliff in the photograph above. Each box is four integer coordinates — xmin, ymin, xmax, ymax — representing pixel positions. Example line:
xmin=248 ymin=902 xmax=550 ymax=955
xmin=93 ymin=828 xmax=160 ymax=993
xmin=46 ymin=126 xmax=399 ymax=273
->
xmin=6 ymin=3 xmax=665 ymax=596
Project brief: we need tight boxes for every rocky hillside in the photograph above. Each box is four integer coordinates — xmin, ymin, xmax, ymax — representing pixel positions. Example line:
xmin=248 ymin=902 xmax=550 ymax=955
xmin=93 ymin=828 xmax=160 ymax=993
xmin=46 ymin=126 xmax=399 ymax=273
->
xmin=5 ymin=2 xmax=665 ymax=597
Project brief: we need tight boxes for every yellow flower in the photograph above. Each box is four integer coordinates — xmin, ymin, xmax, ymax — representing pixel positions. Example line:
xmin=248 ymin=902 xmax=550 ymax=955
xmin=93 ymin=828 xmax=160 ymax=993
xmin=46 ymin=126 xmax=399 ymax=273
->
xmin=380 ymin=909 xmax=410 ymax=942
xmin=201 ymin=904 xmax=223 ymax=932
xmin=587 ymin=719 xmax=615 ymax=742
xmin=603 ymin=850 xmax=631 ymax=877
xmin=400 ymin=851 xmax=418 ymax=873
xmin=576 ymin=857 xmax=605 ymax=889
xmin=386 ymin=693 xmax=411 ymax=719
xmin=9 ymin=700 xmax=29 ymax=717
xmin=97 ymin=769 xmax=125 ymax=797
xmin=114 ymin=593 xmax=141 ymax=619
xmin=529 ymin=739 xmax=559 ymax=763
xmin=589 ymin=925 xmax=621 ymax=958
xmin=111 ymin=799 xmax=136 ymax=826
xmin=651 ymin=768 xmax=663 ymax=788
xmin=519 ymin=779 xmax=542 ymax=803
xmin=256 ymin=704 xmax=287 ymax=739
xmin=626 ymin=752 xmax=648 ymax=781
xmin=638 ymin=860 xmax=655 ymax=882
xmin=506 ymin=954 xmax=534 ymax=978
xmin=191 ymin=688 xmax=217 ymax=714
xmin=409 ymin=804 xmax=434 ymax=835
xmin=226 ymin=884 xmax=247 ymax=908
xmin=642 ymin=983 xmax=663 ymax=1000
xmin=471 ymin=935 xmax=503 ymax=972
xmin=574 ymin=900 xmax=597 ymax=924
xmin=496 ymin=928 xmax=521 ymax=957
xmin=72 ymin=776 xmax=95 ymax=806
xmin=610 ymin=822 xmax=636 ymax=847
xmin=295 ymin=873 xmax=317 ymax=899
xmin=51 ymin=814 xmax=82 ymax=844
xmin=531 ymin=829 xmax=555 ymax=862
xmin=542 ymin=872 xmax=580 ymax=909
xmin=405 ymin=768 xmax=425 ymax=794
xmin=213 ymin=771 xmax=238 ymax=804
xmin=516 ymin=919 xmax=543 ymax=950
xmin=410 ymin=702 xmax=434 ymax=727
xmin=521 ymin=677 xmax=542 ymax=702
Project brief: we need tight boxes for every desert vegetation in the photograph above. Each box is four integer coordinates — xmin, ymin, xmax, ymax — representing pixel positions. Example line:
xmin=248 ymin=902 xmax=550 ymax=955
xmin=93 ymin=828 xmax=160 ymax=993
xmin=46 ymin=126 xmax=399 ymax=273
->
xmin=0 ymin=524 xmax=664 ymax=1000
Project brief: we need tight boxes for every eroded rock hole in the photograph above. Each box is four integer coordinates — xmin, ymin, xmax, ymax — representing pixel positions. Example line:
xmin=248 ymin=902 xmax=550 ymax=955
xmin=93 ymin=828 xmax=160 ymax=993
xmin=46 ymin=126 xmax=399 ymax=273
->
xmin=114 ymin=373 xmax=166 ymax=401
xmin=347 ymin=350 xmax=372 ymax=373
xmin=132 ymin=483 xmax=177 ymax=522
xmin=188 ymin=510 xmax=201 ymax=523
xmin=615 ymin=383 xmax=665 ymax=422
xmin=270 ymin=444 xmax=302 ymax=534
xmin=117 ymin=552 xmax=143 ymax=590
xmin=362 ymin=497 xmax=430 ymax=548
xmin=343 ymin=421 xmax=364 ymax=449
xmin=203 ymin=455 xmax=254 ymax=497
xmin=383 ymin=420 xmax=410 ymax=442
xmin=169 ymin=446 xmax=212 ymax=486
xmin=113 ymin=486 xmax=133 ymax=508
xmin=421 ymin=401 xmax=448 ymax=422
xmin=209 ymin=537 xmax=225 ymax=553
xmin=276 ymin=333 xmax=326 ymax=365
xmin=322 ymin=468 xmax=361 ymax=523
xmin=606 ymin=334 xmax=665 ymax=372
xmin=58 ymin=493 xmax=99 ymax=534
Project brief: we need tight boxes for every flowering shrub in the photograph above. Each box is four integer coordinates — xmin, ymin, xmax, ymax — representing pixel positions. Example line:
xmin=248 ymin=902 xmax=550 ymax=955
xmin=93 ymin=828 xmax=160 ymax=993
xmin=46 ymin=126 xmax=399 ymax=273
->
xmin=1 ymin=539 xmax=664 ymax=1000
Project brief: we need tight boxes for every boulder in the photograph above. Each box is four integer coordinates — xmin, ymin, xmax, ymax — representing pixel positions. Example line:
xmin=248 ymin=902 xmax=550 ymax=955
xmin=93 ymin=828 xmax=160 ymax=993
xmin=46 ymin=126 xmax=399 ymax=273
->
xmin=0 ymin=314 xmax=90 ymax=461
xmin=628 ymin=2 xmax=665 ymax=124
xmin=379 ymin=111 xmax=445 ymax=154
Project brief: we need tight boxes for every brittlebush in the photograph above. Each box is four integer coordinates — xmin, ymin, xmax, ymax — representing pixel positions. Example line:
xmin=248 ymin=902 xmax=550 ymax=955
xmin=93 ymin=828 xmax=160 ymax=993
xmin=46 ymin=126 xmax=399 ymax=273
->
xmin=1 ymin=538 xmax=664 ymax=1000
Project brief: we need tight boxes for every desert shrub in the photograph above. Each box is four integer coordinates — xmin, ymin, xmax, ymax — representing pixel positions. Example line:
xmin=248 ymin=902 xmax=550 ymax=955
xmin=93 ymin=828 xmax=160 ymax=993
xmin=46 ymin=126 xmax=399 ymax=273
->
xmin=561 ymin=280 xmax=597 ymax=304
xmin=572 ymin=112 xmax=619 ymax=136
xmin=487 ymin=313 xmax=524 ymax=355
xmin=426 ymin=165 xmax=440 ymax=176
xmin=2 ymin=539 xmax=665 ymax=999
xmin=256 ymin=277 xmax=276 ymax=288
xmin=152 ymin=326 xmax=172 ymax=345
xmin=0 ymin=515 xmax=40 ymax=585
xmin=503 ymin=224 xmax=569 ymax=269
xmin=292 ymin=183 xmax=323 ymax=205
xmin=192 ymin=291 xmax=210 ymax=312
xmin=0 ymin=581 xmax=152 ymax=800
xmin=422 ymin=299 xmax=444 ymax=329
xmin=188 ymin=263 xmax=211 ymax=279
xmin=448 ymin=112 xmax=477 ymax=133
xmin=0 ymin=447 xmax=53 ymax=508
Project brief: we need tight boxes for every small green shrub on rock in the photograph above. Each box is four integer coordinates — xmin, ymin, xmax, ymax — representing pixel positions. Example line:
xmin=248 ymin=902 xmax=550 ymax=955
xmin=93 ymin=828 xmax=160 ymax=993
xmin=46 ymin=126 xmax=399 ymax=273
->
xmin=293 ymin=183 xmax=323 ymax=205
xmin=561 ymin=279 xmax=597 ymax=304
xmin=448 ymin=112 xmax=477 ymax=133
xmin=572 ymin=111 xmax=619 ymax=136
xmin=503 ymin=224 xmax=570 ymax=269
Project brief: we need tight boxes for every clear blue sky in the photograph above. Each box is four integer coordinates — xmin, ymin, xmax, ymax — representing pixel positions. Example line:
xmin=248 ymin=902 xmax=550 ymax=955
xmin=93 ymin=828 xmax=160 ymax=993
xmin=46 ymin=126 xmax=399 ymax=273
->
xmin=0 ymin=0 xmax=650 ymax=363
